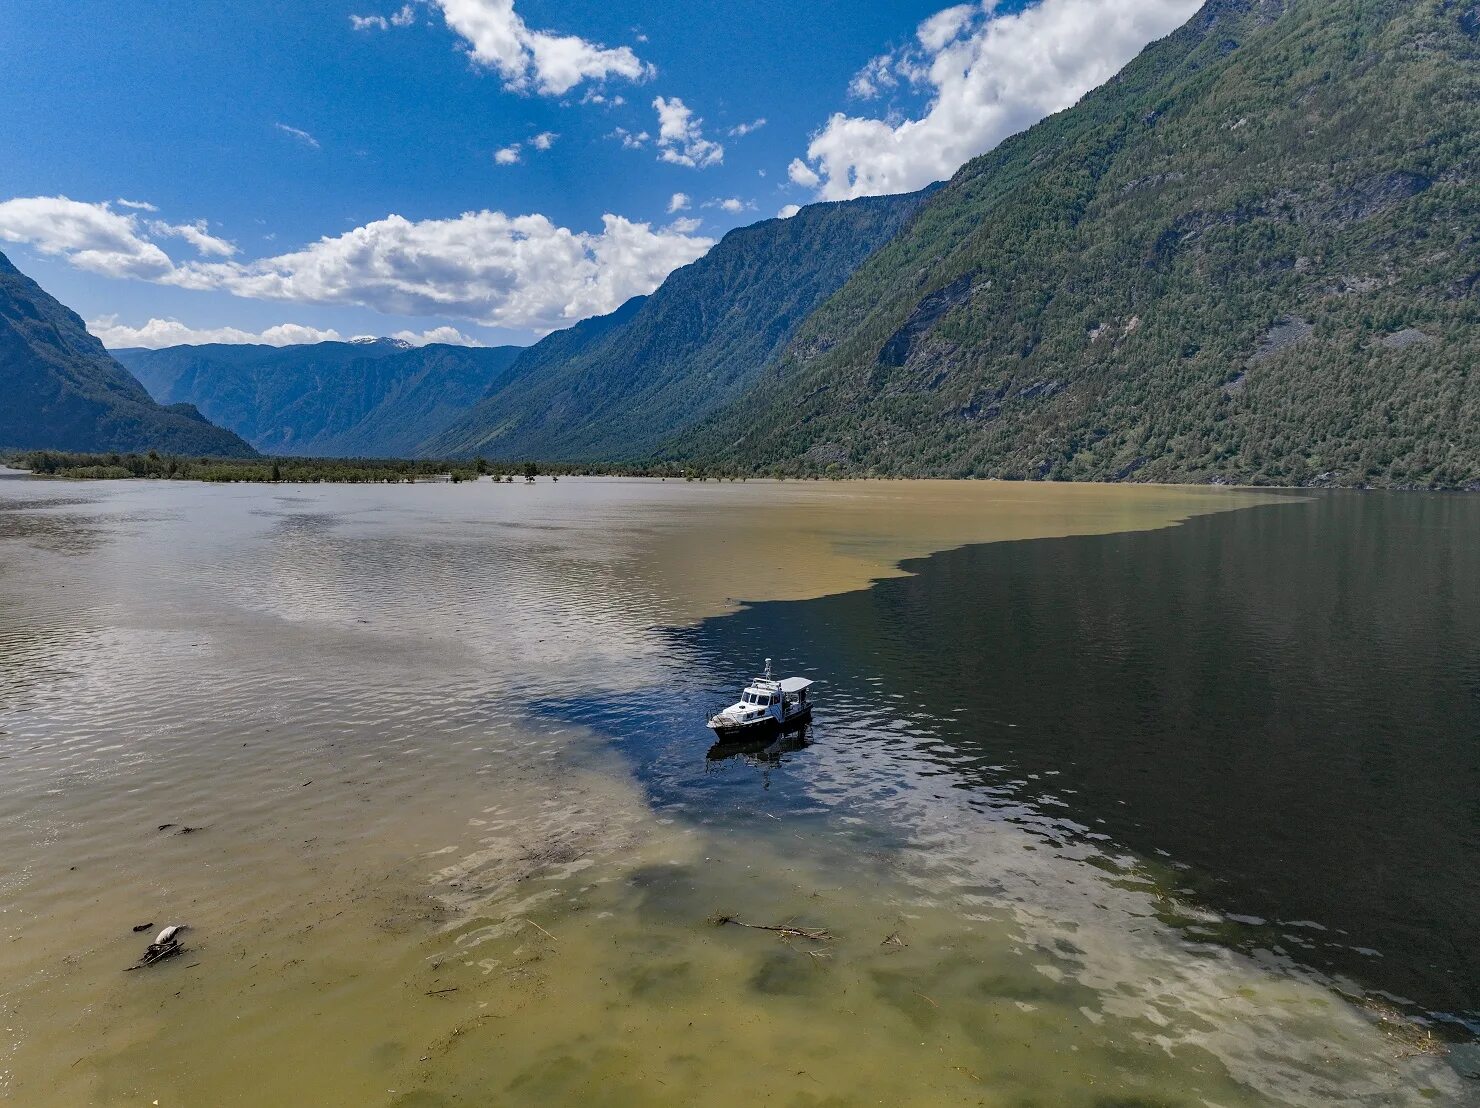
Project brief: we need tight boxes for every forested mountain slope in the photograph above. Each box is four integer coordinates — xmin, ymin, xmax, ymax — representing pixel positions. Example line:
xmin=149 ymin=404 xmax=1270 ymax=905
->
xmin=425 ymin=189 xmax=934 ymax=461
xmin=116 ymin=340 xmax=521 ymax=457
xmin=0 ymin=251 xmax=256 ymax=457
xmin=672 ymin=0 xmax=1479 ymax=488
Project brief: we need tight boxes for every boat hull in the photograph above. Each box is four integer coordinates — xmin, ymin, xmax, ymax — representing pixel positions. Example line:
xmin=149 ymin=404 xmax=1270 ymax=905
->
xmin=707 ymin=704 xmax=811 ymax=739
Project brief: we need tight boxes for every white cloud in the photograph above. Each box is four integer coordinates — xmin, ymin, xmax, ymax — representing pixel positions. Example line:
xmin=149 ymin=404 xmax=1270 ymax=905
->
xmin=917 ymin=4 xmax=978 ymax=51
xmin=170 ymin=209 xmax=714 ymax=333
xmin=275 ymin=122 xmax=321 ymax=150
xmin=728 ymin=118 xmax=767 ymax=137
xmin=652 ymin=96 xmax=723 ymax=168
xmin=794 ymin=0 xmax=1199 ymax=200
xmin=787 ymin=158 xmax=821 ymax=189
xmin=496 ymin=133 xmax=552 ymax=163
xmin=0 ymin=195 xmax=174 ymax=279
xmin=351 ymin=4 xmax=416 ymax=31
xmin=388 ymin=325 xmax=481 ymax=346
xmin=88 ymin=316 xmax=347 ymax=349
xmin=612 ymin=127 xmax=649 ymax=149
xmin=150 ymin=219 xmax=237 ymax=258
xmin=848 ymin=55 xmax=897 ymax=100
xmin=777 ymin=204 xmax=802 ymax=219
xmin=710 ymin=198 xmax=747 ymax=214
xmin=5 ymin=194 xmax=714 ymax=336
xmin=432 ymin=0 xmax=653 ymax=96
xmin=667 ymin=216 xmax=702 ymax=234
xmin=667 ymin=192 xmax=691 ymax=213
xmin=88 ymin=316 xmax=482 ymax=350
xmin=115 ymin=198 xmax=159 ymax=212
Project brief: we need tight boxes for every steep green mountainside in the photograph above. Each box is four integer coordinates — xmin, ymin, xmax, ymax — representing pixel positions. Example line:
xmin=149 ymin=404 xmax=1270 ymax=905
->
xmin=0 ymin=251 xmax=256 ymax=457
xmin=673 ymin=0 xmax=1479 ymax=488
xmin=116 ymin=340 xmax=522 ymax=457
xmin=425 ymin=189 xmax=934 ymax=461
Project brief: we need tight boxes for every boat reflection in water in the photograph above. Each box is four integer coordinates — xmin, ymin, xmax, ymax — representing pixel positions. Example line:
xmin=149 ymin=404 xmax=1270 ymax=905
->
xmin=705 ymin=723 xmax=813 ymax=765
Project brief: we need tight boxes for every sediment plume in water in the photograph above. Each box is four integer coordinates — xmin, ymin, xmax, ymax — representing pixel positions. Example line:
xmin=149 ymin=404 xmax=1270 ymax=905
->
xmin=0 ymin=479 xmax=1463 ymax=1105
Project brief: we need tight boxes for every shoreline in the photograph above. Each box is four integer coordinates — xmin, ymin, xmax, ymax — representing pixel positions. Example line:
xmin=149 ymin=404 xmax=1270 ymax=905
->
xmin=5 ymin=466 xmax=1475 ymax=494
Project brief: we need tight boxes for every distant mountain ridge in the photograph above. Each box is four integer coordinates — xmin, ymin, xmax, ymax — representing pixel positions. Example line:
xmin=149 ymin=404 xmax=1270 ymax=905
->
xmin=0 ymin=250 xmax=256 ymax=457
xmin=425 ymin=188 xmax=935 ymax=461
xmin=115 ymin=340 xmax=522 ymax=457
xmin=670 ymin=0 xmax=1480 ymax=487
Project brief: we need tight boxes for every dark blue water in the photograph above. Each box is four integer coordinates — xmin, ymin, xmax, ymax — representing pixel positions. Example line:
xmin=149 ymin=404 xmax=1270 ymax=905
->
xmin=546 ymin=491 xmax=1480 ymax=1036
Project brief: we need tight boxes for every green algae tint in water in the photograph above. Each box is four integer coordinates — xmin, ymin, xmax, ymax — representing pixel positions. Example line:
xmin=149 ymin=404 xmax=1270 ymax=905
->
xmin=0 ymin=477 xmax=1470 ymax=1106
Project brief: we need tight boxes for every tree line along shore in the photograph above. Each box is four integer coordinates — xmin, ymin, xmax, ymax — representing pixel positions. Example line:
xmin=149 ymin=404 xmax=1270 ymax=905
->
xmin=3 ymin=450 xmax=761 ymax=484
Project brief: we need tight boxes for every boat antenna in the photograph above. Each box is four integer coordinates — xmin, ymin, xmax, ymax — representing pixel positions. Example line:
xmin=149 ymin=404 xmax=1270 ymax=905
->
xmin=764 ymin=657 xmax=772 ymax=680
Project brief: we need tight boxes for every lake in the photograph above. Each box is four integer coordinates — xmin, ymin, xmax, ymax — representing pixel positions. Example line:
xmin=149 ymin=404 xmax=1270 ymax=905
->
xmin=0 ymin=476 xmax=1473 ymax=1106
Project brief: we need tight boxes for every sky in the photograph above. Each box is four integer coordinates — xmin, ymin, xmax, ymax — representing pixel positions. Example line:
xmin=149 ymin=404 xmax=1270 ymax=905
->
xmin=0 ymin=0 xmax=1200 ymax=349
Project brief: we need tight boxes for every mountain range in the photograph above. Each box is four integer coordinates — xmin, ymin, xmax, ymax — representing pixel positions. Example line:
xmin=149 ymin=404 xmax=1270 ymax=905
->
xmin=115 ymin=340 xmax=521 ymax=458
xmin=671 ymin=0 xmax=1479 ymax=486
xmin=0 ymin=250 xmax=254 ymax=458
xmin=113 ymin=187 xmax=930 ymax=463
xmin=424 ymin=188 xmax=933 ymax=461
xmin=6 ymin=0 xmax=1476 ymax=487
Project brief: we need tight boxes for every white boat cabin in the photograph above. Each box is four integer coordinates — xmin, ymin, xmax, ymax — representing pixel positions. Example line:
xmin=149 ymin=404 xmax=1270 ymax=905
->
xmin=708 ymin=660 xmax=814 ymax=736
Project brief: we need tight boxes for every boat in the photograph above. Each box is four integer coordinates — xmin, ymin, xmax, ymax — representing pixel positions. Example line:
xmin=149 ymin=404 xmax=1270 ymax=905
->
xmin=706 ymin=659 xmax=813 ymax=739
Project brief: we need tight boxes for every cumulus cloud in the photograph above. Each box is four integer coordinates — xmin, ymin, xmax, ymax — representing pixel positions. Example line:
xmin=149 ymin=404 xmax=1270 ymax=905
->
xmin=612 ymin=127 xmax=649 ymax=149
xmin=0 ymin=195 xmax=175 ymax=279
xmin=667 ymin=216 xmax=702 ymax=234
xmin=150 ymin=219 xmax=237 ymax=258
xmin=777 ymin=204 xmax=802 ymax=219
xmin=171 ymin=209 xmax=714 ymax=333
xmin=4 ymin=194 xmax=714 ymax=335
xmin=787 ymin=158 xmax=821 ymax=189
xmin=494 ymin=144 xmax=522 ymax=165
xmin=275 ymin=122 xmax=321 ymax=149
xmin=728 ymin=118 xmax=767 ymax=137
xmin=88 ymin=316 xmax=482 ymax=350
xmin=652 ymin=97 xmax=723 ymax=168
xmin=432 ymin=0 xmax=653 ymax=96
xmin=88 ymin=316 xmax=348 ymax=349
xmin=388 ymin=325 xmax=481 ymax=346
xmin=529 ymin=131 xmax=557 ymax=150
xmin=704 ymin=197 xmax=749 ymax=214
xmin=667 ymin=192 xmax=691 ymax=213
xmin=793 ymin=0 xmax=1199 ymax=200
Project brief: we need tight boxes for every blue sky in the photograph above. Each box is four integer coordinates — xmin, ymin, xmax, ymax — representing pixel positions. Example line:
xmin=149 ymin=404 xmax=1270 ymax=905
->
xmin=0 ymin=0 xmax=1197 ymax=348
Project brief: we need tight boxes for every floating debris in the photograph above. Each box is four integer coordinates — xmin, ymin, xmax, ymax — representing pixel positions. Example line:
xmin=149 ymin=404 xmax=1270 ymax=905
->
xmin=127 ymin=924 xmax=189 ymax=970
xmin=709 ymin=914 xmax=831 ymax=942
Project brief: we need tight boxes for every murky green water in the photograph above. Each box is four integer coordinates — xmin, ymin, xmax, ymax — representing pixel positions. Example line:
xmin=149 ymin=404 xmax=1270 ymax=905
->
xmin=0 ymin=476 xmax=1471 ymax=1105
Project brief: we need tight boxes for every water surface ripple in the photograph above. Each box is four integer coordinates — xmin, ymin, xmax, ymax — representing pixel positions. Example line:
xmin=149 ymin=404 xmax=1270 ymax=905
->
xmin=0 ymin=478 xmax=1471 ymax=1106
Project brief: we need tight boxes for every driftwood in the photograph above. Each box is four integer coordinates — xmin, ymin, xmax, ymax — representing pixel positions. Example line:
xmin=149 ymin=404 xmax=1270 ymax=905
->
xmin=709 ymin=915 xmax=832 ymax=942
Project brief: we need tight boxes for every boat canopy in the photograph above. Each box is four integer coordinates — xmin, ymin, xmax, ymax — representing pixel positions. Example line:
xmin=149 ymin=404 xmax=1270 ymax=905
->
xmin=777 ymin=677 xmax=813 ymax=693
